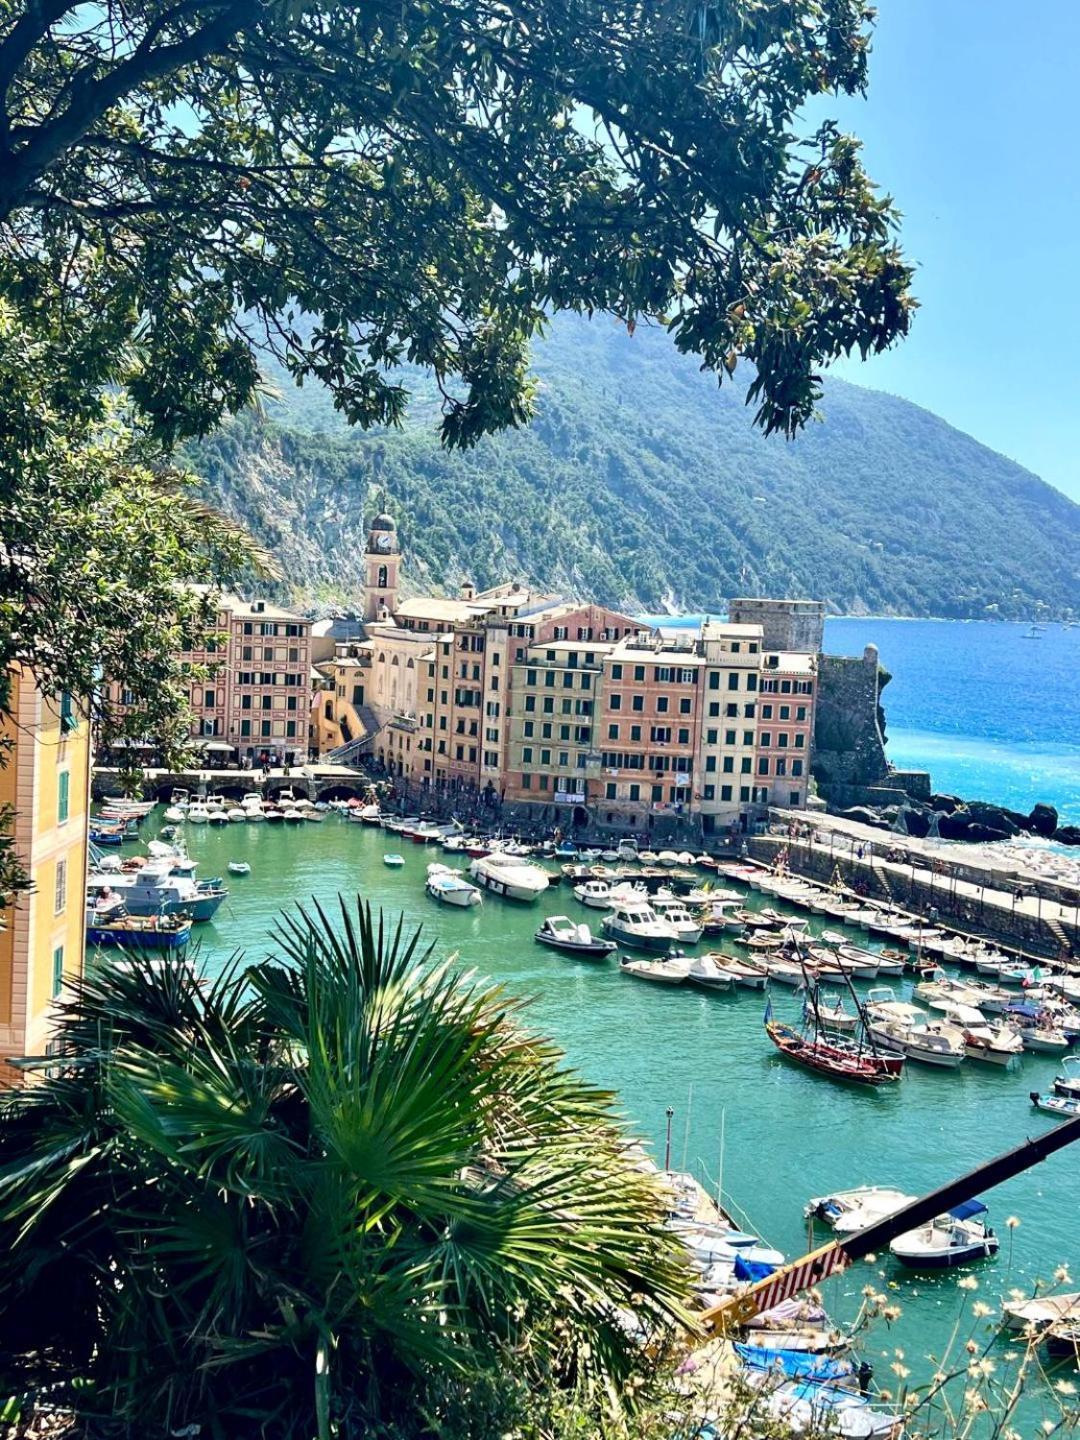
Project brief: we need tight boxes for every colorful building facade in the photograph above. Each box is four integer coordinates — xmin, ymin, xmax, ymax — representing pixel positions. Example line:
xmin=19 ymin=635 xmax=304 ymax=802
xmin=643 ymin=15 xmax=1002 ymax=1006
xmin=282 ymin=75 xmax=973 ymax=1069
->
xmin=0 ymin=671 xmax=90 ymax=1082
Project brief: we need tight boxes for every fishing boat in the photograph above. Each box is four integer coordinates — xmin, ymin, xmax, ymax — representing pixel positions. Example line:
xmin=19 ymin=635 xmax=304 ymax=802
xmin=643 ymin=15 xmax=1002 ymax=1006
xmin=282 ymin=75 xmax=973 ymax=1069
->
xmin=759 ymin=954 xmax=807 ymax=988
xmin=86 ymin=907 xmax=193 ymax=951
xmin=1017 ymin=1017 xmax=1070 ymax=1053
xmin=601 ymin=900 xmax=677 ymax=953
xmin=383 ymin=853 xmax=405 ymax=867
xmin=573 ymin=878 xmax=613 ymax=909
xmin=765 ymin=1017 xmax=903 ymax=1086
xmin=426 ymin=872 xmax=483 ymax=907
xmin=1044 ymin=1320 xmax=1080 ymax=1358
xmin=619 ymin=954 xmax=690 ymax=985
xmin=1029 ymin=1091 xmax=1080 ymax=1118
xmin=685 ymin=954 xmax=736 ymax=991
xmin=1002 ymin=1291 xmax=1080 ymax=1332
xmin=227 ymin=860 xmax=251 ymax=876
xmin=86 ymin=864 xmax=227 ymax=922
xmin=706 ymin=951 xmax=768 ymax=989
xmin=889 ymin=1201 xmax=999 ymax=1268
xmin=534 ymin=915 xmax=615 ymax=958
xmin=469 ymin=853 xmax=550 ymax=903
xmin=804 ymin=1186 xmax=916 ymax=1236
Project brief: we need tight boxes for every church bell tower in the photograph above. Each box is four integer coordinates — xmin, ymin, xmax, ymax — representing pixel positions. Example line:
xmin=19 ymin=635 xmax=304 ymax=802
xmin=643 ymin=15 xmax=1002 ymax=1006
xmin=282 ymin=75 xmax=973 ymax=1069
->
xmin=363 ymin=512 xmax=400 ymax=623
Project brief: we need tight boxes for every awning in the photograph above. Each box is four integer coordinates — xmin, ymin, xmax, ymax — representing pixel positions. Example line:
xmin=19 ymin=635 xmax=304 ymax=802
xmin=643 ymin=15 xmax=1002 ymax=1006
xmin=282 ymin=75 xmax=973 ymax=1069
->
xmin=199 ymin=740 xmax=237 ymax=752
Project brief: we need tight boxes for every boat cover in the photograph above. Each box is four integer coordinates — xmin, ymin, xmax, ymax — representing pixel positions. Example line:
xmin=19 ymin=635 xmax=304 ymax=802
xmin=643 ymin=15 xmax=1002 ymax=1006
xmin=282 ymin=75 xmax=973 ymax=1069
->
xmin=734 ymin=1254 xmax=777 ymax=1283
xmin=734 ymin=1343 xmax=852 ymax=1382
xmin=948 ymin=1199 xmax=987 ymax=1221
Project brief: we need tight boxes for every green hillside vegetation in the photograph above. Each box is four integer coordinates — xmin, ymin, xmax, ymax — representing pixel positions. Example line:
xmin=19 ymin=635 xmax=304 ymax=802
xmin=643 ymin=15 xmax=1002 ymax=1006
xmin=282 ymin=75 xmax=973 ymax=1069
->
xmin=190 ymin=316 xmax=1080 ymax=619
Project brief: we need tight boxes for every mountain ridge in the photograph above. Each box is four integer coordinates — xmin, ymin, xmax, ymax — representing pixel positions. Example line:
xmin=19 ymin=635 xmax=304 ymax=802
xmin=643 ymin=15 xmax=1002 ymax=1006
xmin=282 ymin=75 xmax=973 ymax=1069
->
xmin=188 ymin=314 xmax=1080 ymax=620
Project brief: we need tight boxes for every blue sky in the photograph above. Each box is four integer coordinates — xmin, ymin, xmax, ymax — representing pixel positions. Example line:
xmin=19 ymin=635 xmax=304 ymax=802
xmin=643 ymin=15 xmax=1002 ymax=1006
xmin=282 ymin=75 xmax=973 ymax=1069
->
xmin=823 ymin=0 xmax=1080 ymax=501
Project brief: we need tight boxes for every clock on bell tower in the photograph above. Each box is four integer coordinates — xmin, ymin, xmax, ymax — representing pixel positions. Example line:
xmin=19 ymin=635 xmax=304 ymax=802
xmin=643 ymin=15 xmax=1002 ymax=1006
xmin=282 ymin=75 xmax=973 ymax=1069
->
xmin=363 ymin=513 xmax=400 ymax=622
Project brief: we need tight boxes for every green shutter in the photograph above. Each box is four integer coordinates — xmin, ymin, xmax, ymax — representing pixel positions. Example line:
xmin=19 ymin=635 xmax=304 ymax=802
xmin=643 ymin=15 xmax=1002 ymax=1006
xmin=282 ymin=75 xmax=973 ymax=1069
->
xmin=57 ymin=770 xmax=70 ymax=822
xmin=52 ymin=945 xmax=64 ymax=996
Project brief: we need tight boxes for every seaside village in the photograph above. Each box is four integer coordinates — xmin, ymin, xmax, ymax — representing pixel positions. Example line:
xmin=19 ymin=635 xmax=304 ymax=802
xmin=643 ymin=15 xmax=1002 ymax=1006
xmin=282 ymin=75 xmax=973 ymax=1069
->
xmin=6 ymin=512 xmax=1080 ymax=1435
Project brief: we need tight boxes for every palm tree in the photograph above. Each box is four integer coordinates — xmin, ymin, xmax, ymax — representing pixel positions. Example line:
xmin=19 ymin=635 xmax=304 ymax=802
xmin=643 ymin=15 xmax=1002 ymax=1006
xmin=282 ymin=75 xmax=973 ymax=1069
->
xmin=0 ymin=899 xmax=692 ymax=1438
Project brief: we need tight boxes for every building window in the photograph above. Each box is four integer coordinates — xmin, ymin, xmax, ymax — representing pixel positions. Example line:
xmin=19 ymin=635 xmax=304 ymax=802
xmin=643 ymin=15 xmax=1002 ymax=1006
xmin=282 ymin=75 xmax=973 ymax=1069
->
xmin=634 ymin=665 xmax=645 ymax=682
xmin=740 ymin=757 xmax=752 ymax=774
xmin=727 ymin=673 xmax=739 ymax=690
xmin=757 ymin=757 xmax=769 ymax=775
xmin=760 ymin=732 xmax=771 ymax=747
xmin=610 ymin=664 xmax=623 ymax=680
xmin=608 ymin=723 xmax=619 ymax=740
xmin=522 ymin=774 xmax=531 ymax=790
xmin=722 ymin=756 xmax=734 ymax=774
xmin=703 ymin=784 xmax=715 ymax=800
xmin=721 ymin=784 xmax=733 ymax=802
xmin=631 ymin=695 xmax=644 ymax=712
xmin=705 ymin=756 xmax=716 ymax=772
xmin=792 ymin=759 xmax=804 ymax=776
xmin=609 ymin=694 xmax=622 ymax=711
xmin=776 ymin=757 xmax=787 ymax=775
xmin=790 ymin=791 xmax=802 ymax=807
xmin=54 ymin=859 xmax=67 ymax=915
xmin=629 ymin=783 xmax=640 ymax=801
xmin=57 ymin=770 xmax=70 ymax=823
xmin=651 ymin=783 xmax=662 ymax=801
xmin=677 ymin=728 xmax=689 ymax=745
xmin=739 ymin=786 xmax=750 ymax=802
xmin=761 ymin=704 xmax=773 ymax=719
xmin=795 ymin=734 xmax=806 ymax=749
xmin=606 ymin=782 xmax=617 ymax=800
xmin=59 ymin=690 xmax=77 ymax=733
xmin=656 ymin=696 xmax=669 ymax=714
xmin=679 ymin=697 xmax=692 ymax=714
xmin=52 ymin=944 xmax=64 ymax=997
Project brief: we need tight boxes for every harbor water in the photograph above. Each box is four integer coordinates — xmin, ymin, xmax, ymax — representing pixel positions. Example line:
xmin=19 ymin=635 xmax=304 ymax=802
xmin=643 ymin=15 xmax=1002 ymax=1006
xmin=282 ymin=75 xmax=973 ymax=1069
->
xmin=144 ymin=814 xmax=1080 ymax=1425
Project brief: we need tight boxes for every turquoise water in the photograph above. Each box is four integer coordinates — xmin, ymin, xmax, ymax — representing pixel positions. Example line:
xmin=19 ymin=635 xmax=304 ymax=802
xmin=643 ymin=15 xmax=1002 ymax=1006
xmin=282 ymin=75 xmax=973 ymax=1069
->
xmin=637 ymin=615 xmax=1080 ymax=825
xmin=151 ymin=817 xmax=1080 ymax=1426
xmin=825 ymin=619 xmax=1080 ymax=825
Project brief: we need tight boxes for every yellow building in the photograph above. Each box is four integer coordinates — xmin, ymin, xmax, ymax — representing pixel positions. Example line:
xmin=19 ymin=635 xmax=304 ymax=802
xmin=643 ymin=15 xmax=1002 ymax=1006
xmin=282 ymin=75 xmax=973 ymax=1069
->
xmin=0 ymin=670 xmax=90 ymax=1082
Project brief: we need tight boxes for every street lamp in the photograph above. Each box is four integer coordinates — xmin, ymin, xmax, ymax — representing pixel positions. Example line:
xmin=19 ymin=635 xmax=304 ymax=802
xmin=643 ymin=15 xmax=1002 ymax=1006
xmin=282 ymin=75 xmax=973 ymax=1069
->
xmin=664 ymin=1106 xmax=675 ymax=1172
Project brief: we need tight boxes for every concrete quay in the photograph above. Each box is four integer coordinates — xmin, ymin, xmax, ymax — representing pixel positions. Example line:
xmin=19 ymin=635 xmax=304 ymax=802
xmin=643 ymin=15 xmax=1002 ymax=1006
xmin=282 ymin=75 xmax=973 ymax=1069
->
xmin=751 ymin=813 xmax=1080 ymax=961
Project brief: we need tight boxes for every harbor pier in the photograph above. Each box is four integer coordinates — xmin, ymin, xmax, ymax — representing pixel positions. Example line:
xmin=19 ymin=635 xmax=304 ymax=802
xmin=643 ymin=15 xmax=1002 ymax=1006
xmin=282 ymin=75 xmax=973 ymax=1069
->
xmin=93 ymin=763 xmax=370 ymax=805
xmin=751 ymin=811 xmax=1080 ymax=960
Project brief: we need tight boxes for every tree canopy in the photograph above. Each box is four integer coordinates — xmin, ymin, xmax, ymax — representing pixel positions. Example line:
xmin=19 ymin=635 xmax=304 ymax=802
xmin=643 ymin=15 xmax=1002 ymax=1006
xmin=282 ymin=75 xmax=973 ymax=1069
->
xmin=0 ymin=0 xmax=913 ymax=449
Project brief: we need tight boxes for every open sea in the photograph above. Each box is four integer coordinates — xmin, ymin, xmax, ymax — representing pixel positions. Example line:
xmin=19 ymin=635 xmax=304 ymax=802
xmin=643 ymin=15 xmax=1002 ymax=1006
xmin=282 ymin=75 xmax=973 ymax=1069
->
xmin=637 ymin=616 xmax=1080 ymax=826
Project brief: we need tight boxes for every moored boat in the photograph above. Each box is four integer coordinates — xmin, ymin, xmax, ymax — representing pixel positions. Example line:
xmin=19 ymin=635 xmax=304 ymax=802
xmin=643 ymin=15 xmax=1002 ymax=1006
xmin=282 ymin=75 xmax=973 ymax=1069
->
xmin=619 ymin=954 xmax=690 ymax=985
xmin=469 ymin=853 xmax=550 ymax=903
xmin=535 ymin=915 xmax=615 ymax=958
xmin=765 ymin=1018 xmax=903 ymax=1086
xmin=227 ymin=860 xmax=251 ymax=875
xmin=1029 ymin=1090 xmax=1080 ymax=1118
xmin=426 ymin=872 xmax=483 ymax=907
xmin=889 ymin=1201 xmax=999 ymax=1268
xmin=86 ymin=907 xmax=193 ymax=951
xmin=383 ymin=853 xmax=405 ymax=867
xmin=1002 ymin=1291 xmax=1080 ymax=1332
xmin=805 ymin=1186 xmax=916 ymax=1236
xmin=601 ymin=900 xmax=677 ymax=953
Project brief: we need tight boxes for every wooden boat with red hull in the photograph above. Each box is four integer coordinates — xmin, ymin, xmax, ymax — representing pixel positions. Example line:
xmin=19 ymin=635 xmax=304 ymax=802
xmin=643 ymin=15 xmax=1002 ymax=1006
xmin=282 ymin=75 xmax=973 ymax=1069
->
xmin=765 ymin=1019 xmax=904 ymax=1087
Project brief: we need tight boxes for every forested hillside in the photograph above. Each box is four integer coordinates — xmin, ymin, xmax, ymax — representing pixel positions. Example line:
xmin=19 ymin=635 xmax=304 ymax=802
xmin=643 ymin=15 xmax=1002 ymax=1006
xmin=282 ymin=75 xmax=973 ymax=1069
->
xmin=190 ymin=315 xmax=1080 ymax=618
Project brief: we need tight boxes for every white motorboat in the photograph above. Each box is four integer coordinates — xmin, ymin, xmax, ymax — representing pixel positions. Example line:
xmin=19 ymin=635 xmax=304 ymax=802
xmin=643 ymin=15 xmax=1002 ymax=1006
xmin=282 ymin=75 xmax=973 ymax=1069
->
xmin=227 ymin=808 xmax=247 ymax=822
xmin=656 ymin=850 xmax=680 ymax=866
xmin=890 ymin=1202 xmax=999 ymax=1268
xmin=616 ymin=840 xmax=639 ymax=861
xmin=602 ymin=901 xmax=678 ymax=953
xmin=1030 ymin=1090 xmax=1080 ymax=1118
xmin=651 ymin=897 xmax=704 ymax=944
xmin=1052 ymin=1055 xmax=1080 ymax=1100
xmin=810 ymin=996 xmax=858 ymax=1034
xmin=535 ymin=915 xmax=616 ymax=959
xmin=469 ymin=854 xmax=549 ymax=903
xmin=573 ymin=879 xmax=612 ymax=909
xmin=186 ymin=805 xmax=210 ymax=824
xmin=426 ymin=872 xmax=483 ymax=907
xmin=619 ymin=954 xmax=690 ymax=984
xmin=227 ymin=860 xmax=251 ymax=875
xmin=804 ymin=1186 xmax=916 ymax=1236
xmin=685 ymin=954 xmax=735 ymax=991
xmin=1002 ymin=1291 xmax=1080 ymax=1332
xmin=163 ymin=806 xmax=185 ymax=823
xmin=935 ymin=1002 xmax=1023 ymax=1065
xmin=759 ymin=954 xmax=806 ymax=988
xmin=1017 ymin=1016 xmax=1070 ymax=1053
xmin=863 ymin=991 xmax=965 ymax=1067
xmin=383 ymin=853 xmax=405 ymax=867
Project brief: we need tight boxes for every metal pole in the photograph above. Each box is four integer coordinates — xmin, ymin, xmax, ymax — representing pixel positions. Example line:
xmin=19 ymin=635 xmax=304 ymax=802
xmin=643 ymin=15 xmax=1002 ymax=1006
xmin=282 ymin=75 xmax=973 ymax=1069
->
xmin=717 ymin=1107 xmax=726 ymax=1212
xmin=681 ymin=1086 xmax=694 ymax=1173
xmin=664 ymin=1105 xmax=674 ymax=1172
